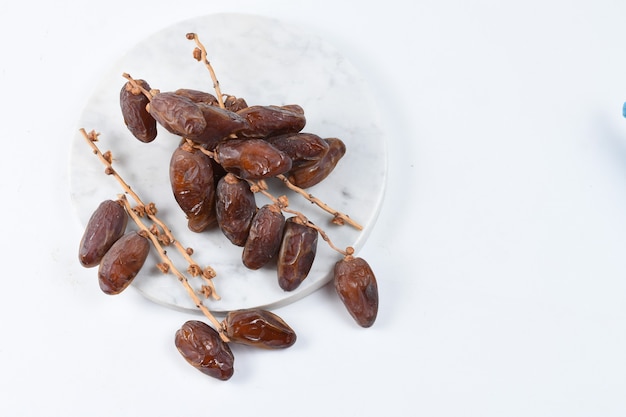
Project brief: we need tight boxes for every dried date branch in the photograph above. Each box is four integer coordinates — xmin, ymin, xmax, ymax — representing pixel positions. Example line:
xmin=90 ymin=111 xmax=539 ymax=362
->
xmin=246 ymin=179 xmax=353 ymax=257
xmin=185 ymin=33 xmax=363 ymax=231
xmin=187 ymin=139 xmax=361 ymax=232
xmin=79 ymin=128 xmax=219 ymax=299
xmin=119 ymin=194 xmax=227 ymax=340
xmin=122 ymin=72 xmax=156 ymax=99
xmin=186 ymin=32 xmax=225 ymax=109
xmin=275 ymin=174 xmax=362 ymax=230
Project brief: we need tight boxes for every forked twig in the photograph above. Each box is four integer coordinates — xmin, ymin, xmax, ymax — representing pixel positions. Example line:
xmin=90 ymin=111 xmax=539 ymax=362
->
xmin=79 ymin=128 xmax=219 ymax=300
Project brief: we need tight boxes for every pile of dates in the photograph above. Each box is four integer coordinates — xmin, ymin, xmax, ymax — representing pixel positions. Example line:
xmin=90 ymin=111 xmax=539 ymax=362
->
xmin=77 ymin=51 xmax=378 ymax=380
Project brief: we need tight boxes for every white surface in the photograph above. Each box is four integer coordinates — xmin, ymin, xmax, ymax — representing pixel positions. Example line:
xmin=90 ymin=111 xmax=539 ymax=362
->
xmin=2 ymin=1 xmax=626 ymax=416
xmin=70 ymin=13 xmax=386 ymax=313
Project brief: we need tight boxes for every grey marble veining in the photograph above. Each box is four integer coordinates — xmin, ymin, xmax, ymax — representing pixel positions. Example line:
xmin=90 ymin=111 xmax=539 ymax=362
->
xmin=70 ymin=13 xmax=387 ymax=313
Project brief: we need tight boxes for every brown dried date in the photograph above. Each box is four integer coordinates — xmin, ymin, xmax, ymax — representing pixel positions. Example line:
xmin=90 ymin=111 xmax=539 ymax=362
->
xmin=236 ymin=105 xmax=306 ymax=138
xmin=191 ymin=103 xmax=247 ymax=149
xmin=215 ymin=173 xmax=257 ymax=246
xmin=175 ymin=320 xmax=234 ymax=381
xmin=79 ymin=200 xmax=128 ymax=268
xmin=173 ymin=88 xmax=219 ymax=105
xmin=98 ymin=231 xmax=150 ymax=295
xmin=223 ymin=309 xmax=296 ymax=349
xmin=277 ymin=217 xmax=318 ymax=291
xmin=148 ymin=92 xmax=207 ymax=138
xmin=215 ymin=138 xmax=292 ymax=180
xmin=120 ymin=79 xmax=157 ymax=143
xmin=266 ymin=132 xmax=329 ymax=169
xmin=287 ymin=137 xmax=346 ymax=188
xmin=242 ymin=204 xmax=285 ymax=270
xmin=333 ymin=256 xmax=379 ymax=328
xmin=169 ymin=144 xmax=216 ymax=232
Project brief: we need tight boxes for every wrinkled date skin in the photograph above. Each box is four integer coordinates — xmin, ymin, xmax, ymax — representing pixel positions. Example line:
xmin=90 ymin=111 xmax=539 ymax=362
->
xmin=215 ymin=139 xmax=292 ymax=180
xmin=170 ymin=144 xmax=216 ymax=232
xmin=215 ymin=173 xmax=257 ymax=246
xmin=175 ymin=320 xmax=234 ymax=381
xmin=79 ymin=200 xmax=128 ymax=268
xmin=148 ymin=92 xmax=207 ymax=138
xmin=242 ymin=204 xmax=285 ymax=270
xmin=266 ymin=132 xmax=329 ymax=169
xmin=120 ymin=80 xmax=157 ymax=143
xmin=334 ymin=256 xmax=379 ymax=328
xmin=98 ymin=232 xmax=150 ymax=295
xmin=237 ymin=105 xmax=306 ymax=138
xmin=277 ymin=217 xmax=318 ymax=291
xmin=191 ymin=103 xmax=247 ymax=149
xmin=224 ymin=309 xmax=297 ymax=349
xmin=287 ymin=137 xmax=346 ymax=188
xmin=174 ymin=88 xmax=219 ymax=105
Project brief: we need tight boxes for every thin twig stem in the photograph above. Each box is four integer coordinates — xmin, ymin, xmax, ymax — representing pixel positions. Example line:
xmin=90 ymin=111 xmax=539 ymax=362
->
xmin=276 ymin=174 xmax=363 ymax=230
xmin=79 ymin=128 xmax=219 ymax=300
xmin=186 ymin=32 xmax=225 ymax=109
xmin=119 ymin=195 xmax=227 ymax=341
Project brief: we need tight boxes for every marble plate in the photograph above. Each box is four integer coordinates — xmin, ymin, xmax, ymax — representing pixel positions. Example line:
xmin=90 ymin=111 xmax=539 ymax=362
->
xmin=70 ymin=13 xmax=387 ymax=313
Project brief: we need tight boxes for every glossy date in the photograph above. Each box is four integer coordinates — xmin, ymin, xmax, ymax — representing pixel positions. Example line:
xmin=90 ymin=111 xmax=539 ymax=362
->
xmin=120 ymin=79 xmax=157 ymax=143
xmin=277 ymin=217 xmax=318 ymax=291
xmin=215 ymin=173 xmax=257 ymax=246
xmin=98 ymin=231 xmax=150 ymax=295
xmin=215 ymin=138 xmax=292 ymax=180
xmin=79 ymin=199 xmax=128 ymax=268
xmin=333 ymin=256 xmax=378 ymax=328
xmin=169 ymin=144 xmax=216 ymax=232
xmin=242 ymin=204 xmax=285 ymax=270
xmin=223 ymin=309 xmax=296 ymax=349
xmin=175 ymin=320 xmax=234 ymax=381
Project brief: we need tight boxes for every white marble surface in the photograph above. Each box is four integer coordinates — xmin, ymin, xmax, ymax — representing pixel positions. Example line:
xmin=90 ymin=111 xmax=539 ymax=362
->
xmin=70 ymin=13 xmax=386 ymax=312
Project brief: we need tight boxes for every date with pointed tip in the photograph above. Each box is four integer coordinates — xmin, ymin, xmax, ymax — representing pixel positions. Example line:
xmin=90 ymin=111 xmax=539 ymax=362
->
xmin=175 ymin=320 xmax=234 ymax=381
xmin=223 ymin=309 xmax=297 ymax=349
xmin=120 ymin=79 xmax=157 ymax=143
xmin=169 ymin=144 xmax=217 ymax=232
xmin=242 ymin=204 xmax=285 ymax=270
xmin=333 ymin=256 xmax=378 ymax=328
xmin=277 ymin=217 xmax=318 ymax=291
xmin=79 ymin=199 xmax=128 ymax=268
xmin=98 ymin=231 xmax=150 ymax=295
xmin=216 ymin=173 xmax=257 ymax=246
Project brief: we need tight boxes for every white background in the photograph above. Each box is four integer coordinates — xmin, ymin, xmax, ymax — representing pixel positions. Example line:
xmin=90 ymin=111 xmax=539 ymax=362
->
xmin=2 ymin=1 xmax=626 ymax=416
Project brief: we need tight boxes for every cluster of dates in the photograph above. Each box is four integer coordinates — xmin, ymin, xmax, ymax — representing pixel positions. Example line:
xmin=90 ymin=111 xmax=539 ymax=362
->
xmin=78 ymin=198 xmax=297 ymax=380
xmin=121 ymin=78 xmax=377 ymax=310
xmin=76 ymin=51 xmax=379 ymax=381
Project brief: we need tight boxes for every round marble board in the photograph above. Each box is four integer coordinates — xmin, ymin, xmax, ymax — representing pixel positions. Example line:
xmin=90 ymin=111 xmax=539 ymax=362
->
xmin=70 ymin=13 xmax=387 ymax=314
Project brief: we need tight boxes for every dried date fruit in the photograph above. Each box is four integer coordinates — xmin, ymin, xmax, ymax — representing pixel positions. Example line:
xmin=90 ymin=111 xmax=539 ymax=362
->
xmin=191 ymin=103 xmax=247 ymax=149
xmin=223 ymin=309 xmax=296 ymax=349
xmin=173 ymin=88 xmax=219 ymax=105
xmin=98 ymin=231 xmax=150 ymax=295
xmin=175 ymin=320 xmax=234 ymax=381
xmin=277 ymin=217 xmax=318 ymax=291
xmin=170 ymin=143 xmax=216 ymax=232
xmin=120 ymin=79 xmax=157 ymax=143
xmin=287 ymin=137 xmax=346 ymax=188
xmin=266 ymin=132 xmax=329 ymax=169
xmin=242 ymin=204 xmax=285 ymax=270
xmin=215 ymin=138 xmax=292 ymax=179
xmin=333 ymin=256 xmax=378 ymax=328
xmin=237 ymin=105 xmax=306 ymax=138
xmin=78 ymin=199 xmax=128 ymax=268
xmin=148 ymin=92 xmax=207 ymax=138
xmin=215 ymin=173 xmax=257 ymax=246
